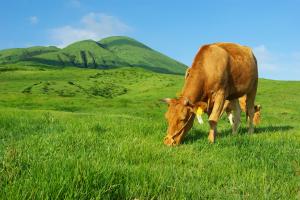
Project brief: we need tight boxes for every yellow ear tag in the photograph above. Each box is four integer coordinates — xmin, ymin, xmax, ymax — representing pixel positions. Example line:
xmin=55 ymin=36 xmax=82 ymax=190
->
xmin=196 ymin=107 xmax=204 ymax=124
xmin=196 ymin=107 xmax=203 ymax=116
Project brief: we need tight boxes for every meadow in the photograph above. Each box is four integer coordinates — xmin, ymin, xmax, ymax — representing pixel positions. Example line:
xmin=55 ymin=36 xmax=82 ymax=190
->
xmin=0 ymin=64 xmax=299 ymax=199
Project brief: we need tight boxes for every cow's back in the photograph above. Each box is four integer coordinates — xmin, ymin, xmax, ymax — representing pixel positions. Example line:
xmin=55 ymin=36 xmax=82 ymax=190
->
xmin=214 ymin=43 xmax=258 ymax=99
xmin=182 ymin=42 xmax=258 ymax=103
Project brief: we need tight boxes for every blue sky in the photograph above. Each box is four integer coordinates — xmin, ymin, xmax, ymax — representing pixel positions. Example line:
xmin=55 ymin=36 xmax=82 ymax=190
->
xmin=0 ymin=0 xmax=299 ymax=80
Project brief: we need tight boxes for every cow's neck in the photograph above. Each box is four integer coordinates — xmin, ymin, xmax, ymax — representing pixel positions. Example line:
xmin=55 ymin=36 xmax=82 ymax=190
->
xmin=181 ymin=74 xmax=205 ymax=104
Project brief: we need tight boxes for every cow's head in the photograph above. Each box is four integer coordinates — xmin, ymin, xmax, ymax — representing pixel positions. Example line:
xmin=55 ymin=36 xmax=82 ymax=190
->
xmin=163 ymin=97 xmax=207 ymax=146
xmin=253 ymin=104 xmax=262 ymax=125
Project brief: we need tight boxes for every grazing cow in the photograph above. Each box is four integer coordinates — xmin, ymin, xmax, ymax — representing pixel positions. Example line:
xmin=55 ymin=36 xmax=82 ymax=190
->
xmin=163 ymin=42 xmax=258 ymax=145
xmin=186 ymin=69 xmax=262 ymax=128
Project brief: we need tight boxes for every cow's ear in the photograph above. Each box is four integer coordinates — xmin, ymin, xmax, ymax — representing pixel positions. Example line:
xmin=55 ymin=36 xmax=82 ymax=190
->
xmin=185 ymin=68 xmax=191 ymax=79
xmin=161 ymin=98 xmax=172 ymax=104
xmin=255 ymin=104 xmax=262 ymax=111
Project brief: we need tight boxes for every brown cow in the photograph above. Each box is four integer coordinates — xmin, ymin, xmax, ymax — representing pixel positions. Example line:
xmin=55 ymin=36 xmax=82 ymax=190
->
xmin=163 ymin=42 xmax=258 ymax=145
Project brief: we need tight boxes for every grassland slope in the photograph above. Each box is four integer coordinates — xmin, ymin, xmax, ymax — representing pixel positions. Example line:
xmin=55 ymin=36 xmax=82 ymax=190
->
xmin=0 ymin=64 xmax=299 ymax=199
xmin=0 ymin=36 xmax=187 ymax=74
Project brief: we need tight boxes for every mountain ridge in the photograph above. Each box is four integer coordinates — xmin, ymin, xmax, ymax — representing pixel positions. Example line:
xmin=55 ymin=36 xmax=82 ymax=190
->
xmin=0 ymin=36 xmax=187 ymax=74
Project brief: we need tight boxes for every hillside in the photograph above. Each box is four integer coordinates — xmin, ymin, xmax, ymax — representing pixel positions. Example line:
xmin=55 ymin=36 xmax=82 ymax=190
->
xmin=0 ymin=64 xmax=299 ymax=199
xmin=0 ymin=36 xmax=187 ymax=74
xmin=0 ymin=46 xmax=59 ymax=64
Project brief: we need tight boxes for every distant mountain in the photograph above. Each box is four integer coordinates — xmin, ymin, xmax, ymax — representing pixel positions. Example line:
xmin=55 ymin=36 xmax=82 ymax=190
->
xmin=0 ymin=36 xmax=187 ymax=74
xmin=0 ymin=46 xmax=59 ymax=63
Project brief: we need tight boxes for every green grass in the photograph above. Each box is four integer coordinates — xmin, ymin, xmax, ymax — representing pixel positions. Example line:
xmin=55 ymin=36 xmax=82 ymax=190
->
xmin=0 ymin=64 xmax=299 ymax=199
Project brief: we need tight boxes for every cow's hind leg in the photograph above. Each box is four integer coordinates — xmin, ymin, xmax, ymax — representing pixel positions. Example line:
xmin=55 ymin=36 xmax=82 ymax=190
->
xmin=246 ymin=93 xmax=256 ymax=134
xmin=208 ymin=90 xmax=226 ymax=143
xmin=231 ymin=99 xmax=241 ymax=134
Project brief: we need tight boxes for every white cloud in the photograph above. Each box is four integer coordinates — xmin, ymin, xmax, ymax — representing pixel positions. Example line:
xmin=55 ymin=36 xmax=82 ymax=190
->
xmin=50 ymin=12 xmax=131 ymax=47
xmin=253 ymin=45 xmax=272 ymax=62
xmin=29 ymin=16 xmax=39 ymax=24
xmin=253 ymin=45 xmax=278 ymax=73
xmin=253 ymin=45 xmax=300 ymax=80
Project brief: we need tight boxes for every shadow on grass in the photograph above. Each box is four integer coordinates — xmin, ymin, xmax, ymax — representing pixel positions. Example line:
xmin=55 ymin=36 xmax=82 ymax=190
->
xmin=234 ymin=125 xmax=293 ymax=135
xmin=183 ymin=129 xmax=207 ymax=144
xmin=183 ymin=125 xmax=294 ymax=144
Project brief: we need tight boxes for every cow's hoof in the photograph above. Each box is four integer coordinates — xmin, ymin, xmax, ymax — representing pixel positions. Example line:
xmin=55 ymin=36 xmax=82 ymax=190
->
xmin=208 ymin=131 xmax=215 ymax=143
xmin=248 ymin=127 xmax=254 ymax=134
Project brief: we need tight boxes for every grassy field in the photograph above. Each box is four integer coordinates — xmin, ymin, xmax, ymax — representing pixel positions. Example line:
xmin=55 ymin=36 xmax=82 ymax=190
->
xmin=0 ymin=64 xmax=299 ymax=199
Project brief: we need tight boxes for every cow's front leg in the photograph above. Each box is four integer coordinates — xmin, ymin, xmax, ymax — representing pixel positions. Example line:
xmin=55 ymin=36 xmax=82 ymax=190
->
xmin=208 ymin=90 xmax=226 ymax=143
xmin=208 ymin=121 xmax=217 ymax=143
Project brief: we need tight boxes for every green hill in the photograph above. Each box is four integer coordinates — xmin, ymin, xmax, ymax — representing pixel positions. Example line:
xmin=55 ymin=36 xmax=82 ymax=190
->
xmin=0 ymin=36 xmax=187 ymax=74
xmin=99 ymin=36 xmax=186 ymax=74
xmin=0 ymin=46 xmax=59 ymax=64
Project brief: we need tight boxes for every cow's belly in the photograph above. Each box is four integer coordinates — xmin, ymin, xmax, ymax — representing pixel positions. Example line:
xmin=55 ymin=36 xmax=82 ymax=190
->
xmin=226 ymin=61 xmax=257 ymax=99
